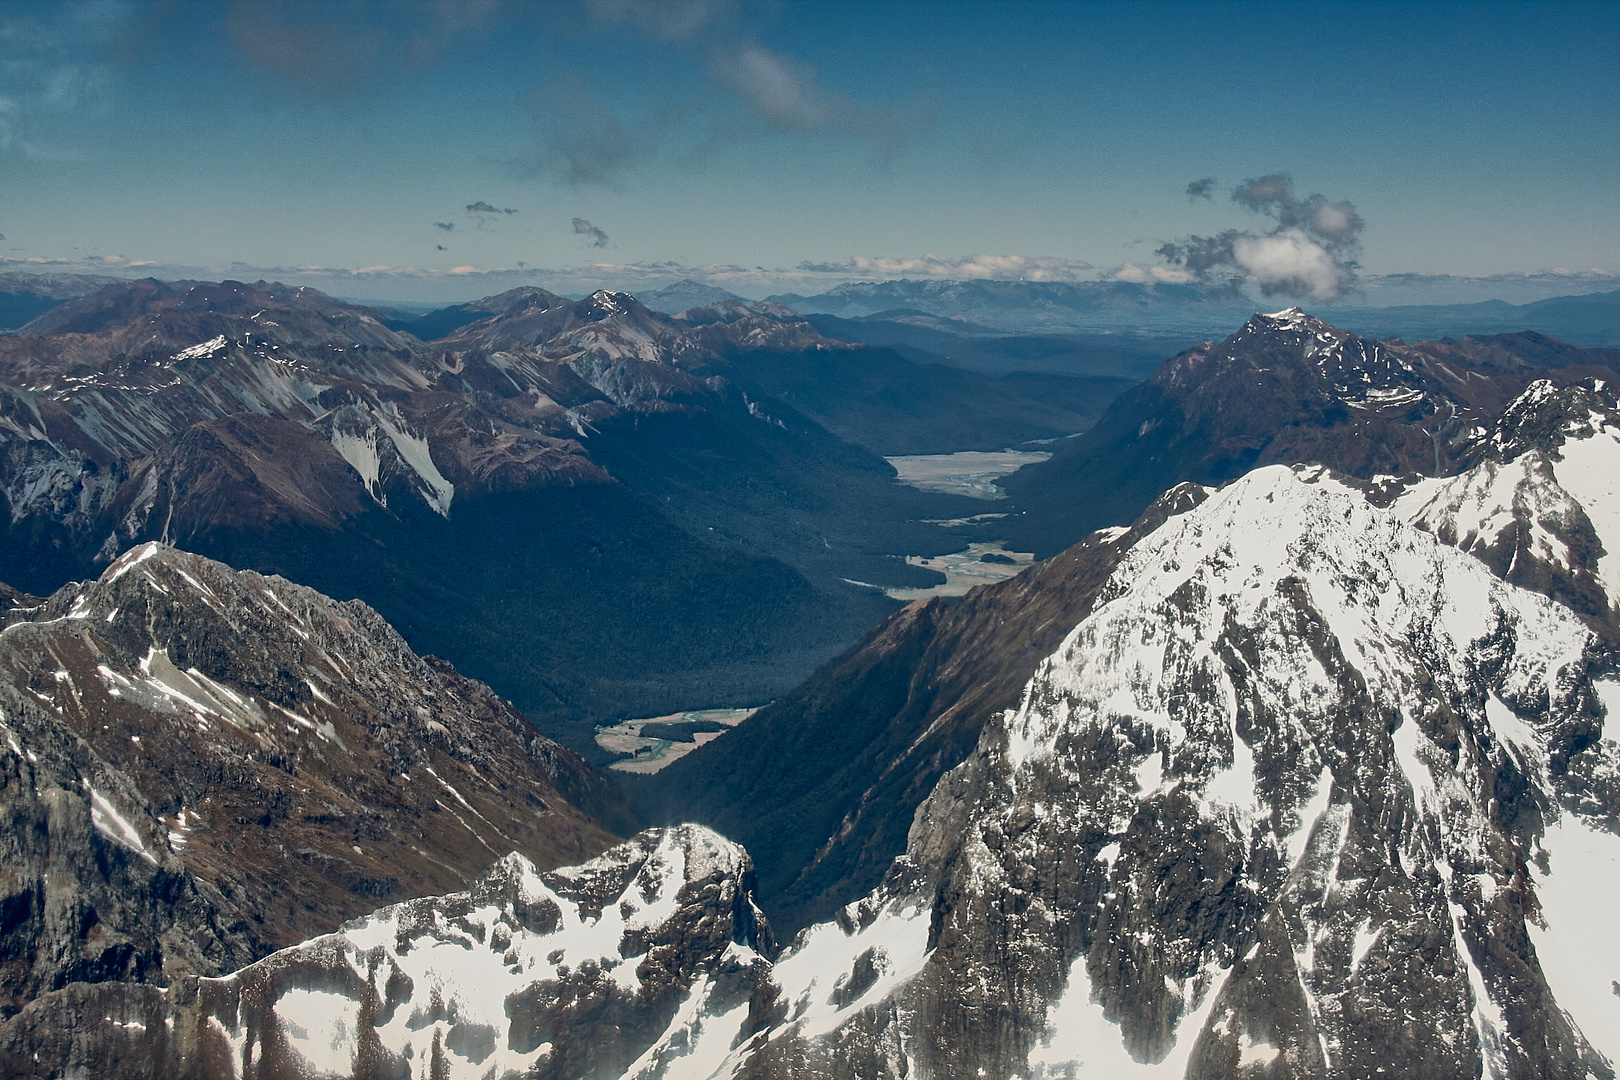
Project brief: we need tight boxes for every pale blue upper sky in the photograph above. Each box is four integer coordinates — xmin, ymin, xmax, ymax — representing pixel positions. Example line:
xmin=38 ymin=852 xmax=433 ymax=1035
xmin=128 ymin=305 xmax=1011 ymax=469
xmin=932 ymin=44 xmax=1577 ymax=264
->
xmin=2 ymin=0 xmax=1616 ymax=302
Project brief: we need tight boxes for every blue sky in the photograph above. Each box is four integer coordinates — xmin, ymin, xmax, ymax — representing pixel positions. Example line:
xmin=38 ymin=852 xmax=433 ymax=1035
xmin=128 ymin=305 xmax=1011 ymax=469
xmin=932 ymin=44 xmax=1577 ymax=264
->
xmin=2 ymin=0 xmax=1616 ymax=302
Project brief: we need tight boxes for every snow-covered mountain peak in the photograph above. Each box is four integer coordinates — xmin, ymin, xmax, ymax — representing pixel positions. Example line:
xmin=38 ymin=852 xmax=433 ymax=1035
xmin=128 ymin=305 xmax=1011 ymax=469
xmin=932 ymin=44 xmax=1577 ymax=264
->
xmin=1492 ymin=376 xmax=1618 ymax=459
xmin=182 ymin=825 xmax=772 ymax=1080
xmin=0 ymin=541 xmax=616 ymax=969
xmin=540 ymin=823 xmax=754 ymax=918
xmin=899 ymin=459 xmax=1616 ymax=1078
xmin=1005 ymin=464 xmax=1593 ymax=790
xmin=1259 ymin=305 xmax=1308 ymax=323
xmin=1246 ymin=306 xmax=1335 ymax=336
xmin=584 ymin=289 xmax=640 ymax=320
xmin=28 ymin=454 xmax=1620 ymax=1078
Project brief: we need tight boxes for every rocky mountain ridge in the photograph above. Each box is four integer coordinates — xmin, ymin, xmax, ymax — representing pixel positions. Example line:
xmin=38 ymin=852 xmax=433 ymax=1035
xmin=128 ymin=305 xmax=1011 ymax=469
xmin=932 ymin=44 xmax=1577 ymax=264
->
xmin=0 ymin=278 xmax=826 ymax=576
xmin=766 ymin=278 xmax=1619 ymax=346
xmin=637 ymin=482 xmax=1210 ymax=936
xmin=0 ymin=542 xmax=619 ymax=1036
xmin=647 ymin=371 xmax=1620 ymax=942
xmin=5 ymin=307 xmax=1617 ymax=1078
xmin=1388 ymin=376 xmax=1620 ymax=632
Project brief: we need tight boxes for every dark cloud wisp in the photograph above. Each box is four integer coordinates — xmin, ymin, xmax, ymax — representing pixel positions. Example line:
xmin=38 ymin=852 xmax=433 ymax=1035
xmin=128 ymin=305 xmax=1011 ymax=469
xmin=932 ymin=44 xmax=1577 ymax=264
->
xmin=467 ymin=201 xmax=517 ymax=214
xmin=434 ymin=221 xmax=455 ymax=231
xmin=222 ymin=0 xmax=512 ymax=95
xmin=584 ymin=0 xmax=735 ymax=41
xmin=1185 ymin=177 xmax=1215 ymax=200
xmin=573 ymin=218 xmax=610 ymax=248
xmin=517 ymin=11 xmax=926 ymax=188
xmin=1157 ymin=173 xmax=1364 ymax=302
xmin=1232 ymin=173 xmax=1364 ymax=241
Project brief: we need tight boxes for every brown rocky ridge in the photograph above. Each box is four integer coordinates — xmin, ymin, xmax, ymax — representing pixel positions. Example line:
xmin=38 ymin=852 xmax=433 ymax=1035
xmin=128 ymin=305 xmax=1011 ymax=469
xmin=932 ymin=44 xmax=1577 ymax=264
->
xmin=0 ymin=542 xmax=621 ymax=1033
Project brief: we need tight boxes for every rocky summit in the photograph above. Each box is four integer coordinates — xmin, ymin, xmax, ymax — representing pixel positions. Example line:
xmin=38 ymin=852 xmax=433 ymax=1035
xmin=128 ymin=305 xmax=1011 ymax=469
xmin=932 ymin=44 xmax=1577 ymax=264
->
xmin=648 ymin=375 xmax=1620 ymax=946
xmin=28 ymin=427 xmax=1617 ymax=1078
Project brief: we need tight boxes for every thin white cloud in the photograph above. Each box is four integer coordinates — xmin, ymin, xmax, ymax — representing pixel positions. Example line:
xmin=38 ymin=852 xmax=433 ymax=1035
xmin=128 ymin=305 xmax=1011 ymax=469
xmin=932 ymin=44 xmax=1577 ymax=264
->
xmin=711 ymin=43 xmax=835 ymax=129
xmin=707 ymin=40 xmax=912 ymax=154
xmin=1105 ymin=263 xmax=1194 ymax=285
xmin=518 ymin=7 xmax=922 ymax=186
xmin=796 ymin=254 xmax=1095 ymax=282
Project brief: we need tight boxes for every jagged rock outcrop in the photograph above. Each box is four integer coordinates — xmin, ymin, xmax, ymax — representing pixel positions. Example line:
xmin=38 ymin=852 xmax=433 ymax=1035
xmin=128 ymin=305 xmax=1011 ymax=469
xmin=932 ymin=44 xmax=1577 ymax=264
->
xmin=649 ymin=464 xmax=1613 ymax=1079
xmin=867 ymin=465 xmax=1616 ymax=1079
xmin=0 ymin=543 xmax=619 ymax=1046
xmin=0 ymin=280 xmax=628 ymax=578
xmin=644 ymin=482 xmax=1211 ymax=937
xmin=649 ymin=358 xmax=1620 ymax=950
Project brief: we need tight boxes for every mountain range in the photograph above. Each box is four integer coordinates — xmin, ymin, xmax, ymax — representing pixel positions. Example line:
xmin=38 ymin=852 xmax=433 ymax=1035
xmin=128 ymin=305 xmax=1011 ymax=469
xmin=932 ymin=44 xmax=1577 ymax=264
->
xmin=1000 ymin=309 xmax=1620 ymax=556
xmin=766 ymin=278 xmax=1620 ymax=346
xmin=1 ymin=289 xmax=1618 ymax=1078
xmin=0 ymin=543 xmax=621 ymax=1047
xmin=0 ymin=276 xmax=1133 ymax=751
xmin=6 ymin=371 xmax=1615 ymax=1079
xmin=0 ymin=272 xmax=126 ymax=333
xmin=767 ymin=278 xmax=1251 ymax=336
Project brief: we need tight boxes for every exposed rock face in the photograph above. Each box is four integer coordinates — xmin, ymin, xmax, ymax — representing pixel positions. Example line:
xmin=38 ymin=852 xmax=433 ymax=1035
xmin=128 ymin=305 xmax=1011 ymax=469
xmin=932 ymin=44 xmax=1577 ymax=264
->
xmin=0 ymin=276 xmax=865 ymax=574
xmin=0 ymin=279 xmax=640 ymax=583
xmin=1004 ymin=309 xmax=1620 ymax=556
xmin=0 ymin=544 xmax=618 ymax=1036
xmin=649 ymin=464 xmax=1613 ymax=1080
xmin=870 ymin=465 xmax=1615 ymax=1080
xmin=36 ymin=463 xmax=1616 ymax=1079
xmin=648 ymin=370 xmax=1620 ymax=949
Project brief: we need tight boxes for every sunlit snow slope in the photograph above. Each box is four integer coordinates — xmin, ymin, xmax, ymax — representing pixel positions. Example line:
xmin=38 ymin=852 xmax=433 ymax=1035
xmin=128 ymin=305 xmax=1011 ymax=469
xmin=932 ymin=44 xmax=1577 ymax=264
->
xmin=1392 ymin=377 xmax=1620 ymax=625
